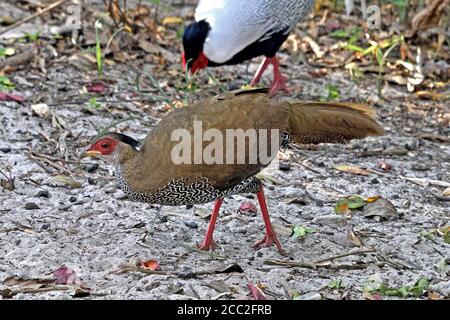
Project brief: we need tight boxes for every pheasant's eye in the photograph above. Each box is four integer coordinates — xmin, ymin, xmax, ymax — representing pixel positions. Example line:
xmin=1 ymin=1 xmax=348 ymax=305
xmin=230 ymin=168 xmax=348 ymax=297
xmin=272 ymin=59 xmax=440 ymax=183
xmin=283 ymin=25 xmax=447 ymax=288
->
xmin=101 ymin=143 xmax=109 ymax=149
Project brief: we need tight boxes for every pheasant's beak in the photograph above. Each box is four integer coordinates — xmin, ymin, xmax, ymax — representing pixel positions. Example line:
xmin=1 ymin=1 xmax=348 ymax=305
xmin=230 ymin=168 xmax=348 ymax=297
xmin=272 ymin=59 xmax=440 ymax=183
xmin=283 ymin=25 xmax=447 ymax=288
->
xmin=80 ymin=150 xmax=102 ymax=158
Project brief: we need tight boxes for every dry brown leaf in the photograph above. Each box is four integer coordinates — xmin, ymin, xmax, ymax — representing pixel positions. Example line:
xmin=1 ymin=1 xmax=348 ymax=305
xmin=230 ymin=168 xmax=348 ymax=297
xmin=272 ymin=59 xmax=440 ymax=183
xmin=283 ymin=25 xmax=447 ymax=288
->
xmin=49 ymin=175 xmax=82 ymax=189
xmin=347 ymin=230 xmax=362 ymax=247
xmin=443 ymin=187 xmax=450 ymax=197
xmin=140 ymin=259 xmax=160 ymax=271
xmin=162 ymin=17 xmax=183 ymax=25
xmin=335 ymin=165 xmax=370 ymax=176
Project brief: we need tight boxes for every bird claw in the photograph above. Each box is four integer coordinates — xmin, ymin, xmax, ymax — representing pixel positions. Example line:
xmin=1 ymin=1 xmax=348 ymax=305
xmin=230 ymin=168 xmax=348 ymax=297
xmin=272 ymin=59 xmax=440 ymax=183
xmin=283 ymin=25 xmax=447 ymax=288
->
xmin=252 ymin=233 xmax=285 ymax=255
xmin=198 ymin=238 xmax=218 ymax=251
xmin=269 ymin=75 xmax=290 ymax=96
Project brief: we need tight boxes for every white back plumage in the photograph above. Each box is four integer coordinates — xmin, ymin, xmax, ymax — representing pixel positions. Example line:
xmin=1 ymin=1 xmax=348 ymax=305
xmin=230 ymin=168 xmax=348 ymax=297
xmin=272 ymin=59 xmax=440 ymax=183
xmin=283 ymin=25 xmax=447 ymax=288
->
xmin=195 ymin=0 xmax=314 ymax=63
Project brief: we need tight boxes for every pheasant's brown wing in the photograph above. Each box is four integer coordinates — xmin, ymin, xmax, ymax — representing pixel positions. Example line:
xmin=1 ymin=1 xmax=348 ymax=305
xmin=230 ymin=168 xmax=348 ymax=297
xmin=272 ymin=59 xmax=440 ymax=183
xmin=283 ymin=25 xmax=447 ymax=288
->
xmin=126 ymin=89 xmax=288 ymax=194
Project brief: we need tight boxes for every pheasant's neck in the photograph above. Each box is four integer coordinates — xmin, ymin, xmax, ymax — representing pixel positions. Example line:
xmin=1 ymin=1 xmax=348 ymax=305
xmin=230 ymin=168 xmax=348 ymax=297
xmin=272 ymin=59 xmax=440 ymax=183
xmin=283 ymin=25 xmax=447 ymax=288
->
xmin=115 ymin=144 xmax=144 ymax=188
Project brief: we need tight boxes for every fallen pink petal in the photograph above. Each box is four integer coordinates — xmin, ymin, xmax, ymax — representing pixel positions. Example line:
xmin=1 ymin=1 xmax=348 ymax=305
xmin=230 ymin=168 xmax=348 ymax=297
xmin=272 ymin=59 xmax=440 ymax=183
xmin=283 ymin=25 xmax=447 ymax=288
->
xmin=86 ymin=82 xmax=107 ymax=93
xmin=0 ymin=93 xmax=25 ymax=102
xmin=247 ymin=283 xmax=268 ymax=300
xmin=53 ymin=266 xmax=77 ymax=285
xmin=239 ymin=202 xmax=257 ymax=213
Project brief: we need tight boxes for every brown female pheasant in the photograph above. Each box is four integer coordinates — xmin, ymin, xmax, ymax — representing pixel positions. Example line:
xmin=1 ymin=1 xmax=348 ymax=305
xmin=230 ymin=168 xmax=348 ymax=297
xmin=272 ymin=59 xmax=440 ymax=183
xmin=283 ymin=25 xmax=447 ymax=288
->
xmin=81 ymin=89 xmax=383 ymax=254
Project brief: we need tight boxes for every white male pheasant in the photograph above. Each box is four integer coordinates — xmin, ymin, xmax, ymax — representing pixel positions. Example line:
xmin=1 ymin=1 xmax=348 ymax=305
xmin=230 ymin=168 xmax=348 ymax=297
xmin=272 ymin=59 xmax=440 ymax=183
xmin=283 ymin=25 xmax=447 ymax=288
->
xmin=182 ymin=0 xmax=315 ymax=95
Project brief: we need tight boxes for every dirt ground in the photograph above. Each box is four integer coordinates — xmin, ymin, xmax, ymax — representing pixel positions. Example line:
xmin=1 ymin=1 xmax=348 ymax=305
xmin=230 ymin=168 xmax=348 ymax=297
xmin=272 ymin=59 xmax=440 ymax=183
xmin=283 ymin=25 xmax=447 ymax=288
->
xmin=0 ymin=0 xmax=449 ymax=300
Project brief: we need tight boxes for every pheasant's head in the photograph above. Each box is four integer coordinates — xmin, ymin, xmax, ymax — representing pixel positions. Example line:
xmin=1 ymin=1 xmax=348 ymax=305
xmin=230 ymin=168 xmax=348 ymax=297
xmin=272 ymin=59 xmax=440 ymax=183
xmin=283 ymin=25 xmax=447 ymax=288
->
xmin=81 ymin=132 xmax=140 ymax=163
xmin=182 ymin=19 xmax=210 ymax=74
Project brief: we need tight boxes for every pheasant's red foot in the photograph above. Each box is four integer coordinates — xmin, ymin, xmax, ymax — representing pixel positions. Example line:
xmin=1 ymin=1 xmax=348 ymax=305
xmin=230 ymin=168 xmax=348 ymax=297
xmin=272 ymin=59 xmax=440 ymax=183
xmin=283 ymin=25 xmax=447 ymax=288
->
xmin=198 ymin=238 xmax=218 ymax=251
xmin=269 ymin=75 xmax=290 ymax=96
xmin=252 ymin=232 xmax=285 ymax=255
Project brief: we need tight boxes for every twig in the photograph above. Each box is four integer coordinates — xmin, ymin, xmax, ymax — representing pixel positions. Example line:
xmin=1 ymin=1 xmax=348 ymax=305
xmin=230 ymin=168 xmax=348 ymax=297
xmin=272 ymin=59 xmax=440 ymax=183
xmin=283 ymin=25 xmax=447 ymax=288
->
xmin=356 ymin=148 xmax=408 ymax=157
xmin=0 ymin=0 xmax=72 ymax=36
xmin=46 ymin=97 xmax=169 ymax=106
xmin=313 ymin=248 xmax=375 ymax=264
xmin=264 ymin=248 xmax=376 ymax=270
xmin=1 ymin=284 xmax=80 ymax=299
xmin=264 ymin=259 xmax=385 ymax=270
xmin=178 ymin=242 xmax=229 ymax=260
xmin=28 ymin=151 xmax=72 ymax=175
xmin=292 ymin=160 xmax=321 ymax=174
xmin=398 ymin=176 xmax=450 ymax=188
xmin=119 ymin=263 xmax=242 ymax=278
xmin=366 ymin=168 xmax=450 ymax=188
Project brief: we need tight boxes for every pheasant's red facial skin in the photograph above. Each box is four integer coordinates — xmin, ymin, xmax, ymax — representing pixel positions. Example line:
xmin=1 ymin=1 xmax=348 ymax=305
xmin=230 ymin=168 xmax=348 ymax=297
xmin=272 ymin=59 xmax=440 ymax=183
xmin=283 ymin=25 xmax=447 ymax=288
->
xmin=190 ymin=51 xmax=209 ymax=74
xmin=88 ymin=138 xmax=119 ymax=155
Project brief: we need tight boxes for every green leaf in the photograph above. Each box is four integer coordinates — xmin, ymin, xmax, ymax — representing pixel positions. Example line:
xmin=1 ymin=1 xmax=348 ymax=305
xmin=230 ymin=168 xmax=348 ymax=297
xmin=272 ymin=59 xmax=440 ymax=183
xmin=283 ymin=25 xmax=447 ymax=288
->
xmin=0 ymin=76 xmax=15 ymax=91
xmin=328 ymin=279 xmax=344 ymax=289
xmin=95 ymin=20 xmax=103 ymax=78
xmin=335 ymin=195 xmax=366 ymax=213
xmin=440 ymin=226 xmax=450 ymax=244
xmin=419 ymin=229 xmax=435 ymax=240
xmin=330 ymin=27 xmax=362 ymax=41
xmin=325 ymin=84 xmax=340 ymax=101
xmin=292 ymin=225 xmax=315 ymax=239
xmin=362 ymin=44 xmax=378 ymax=56
xmin=345 ymin=43 xmax=365 ymax=53
xmin=375 ymin=47 xmax=383 ymax=67
xmin=364 ymin=276 xmax=429 ymax=298
xmin=411 ymin=278 xmax=430 ymax=297
xmin=88 ymin=97 xmax=101 ymax=109
xmin=24 ymin=32 xmax=40 ymax=42
xmin=0 ymin=47 xmax=15 ymax=58
xmin=291 ymin=291 xmax=302 ymax=300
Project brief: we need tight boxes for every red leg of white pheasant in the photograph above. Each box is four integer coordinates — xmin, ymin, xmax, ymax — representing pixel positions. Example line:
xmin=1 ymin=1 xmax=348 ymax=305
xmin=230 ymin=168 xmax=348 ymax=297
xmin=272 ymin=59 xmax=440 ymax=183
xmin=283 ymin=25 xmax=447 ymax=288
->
xmin=250 ymin=56 xmax=290 ymax=96
xmin=198 ymin=198 xmax=223 ymax=251
xmin=253 ymin=187 xmax=285 ymax=254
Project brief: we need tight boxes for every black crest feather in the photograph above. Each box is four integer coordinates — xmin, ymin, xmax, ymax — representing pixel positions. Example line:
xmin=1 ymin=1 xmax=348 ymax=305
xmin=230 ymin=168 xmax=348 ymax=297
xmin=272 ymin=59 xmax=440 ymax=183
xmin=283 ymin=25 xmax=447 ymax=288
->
xmin=182 ymin=19 xmax=210 ymax=68
xmin=108 ymin=132 xmax=141 ymax=149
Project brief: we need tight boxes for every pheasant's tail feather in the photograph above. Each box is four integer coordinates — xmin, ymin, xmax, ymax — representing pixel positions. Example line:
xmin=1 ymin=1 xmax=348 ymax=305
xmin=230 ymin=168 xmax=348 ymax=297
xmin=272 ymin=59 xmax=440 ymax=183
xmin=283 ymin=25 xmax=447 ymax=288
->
xmin=283 ymin=100 xmax=384 ymax=145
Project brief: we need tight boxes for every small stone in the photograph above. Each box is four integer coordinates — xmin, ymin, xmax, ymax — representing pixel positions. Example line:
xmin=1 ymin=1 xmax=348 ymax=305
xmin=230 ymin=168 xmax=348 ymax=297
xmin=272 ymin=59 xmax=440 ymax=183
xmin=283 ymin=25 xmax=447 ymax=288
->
xmin=316 ymin=161 xmax=325 ymax=167
xmin=184 ymin=221 xmax=198 ymax=228
xmin=37 ymin=190 xmax=50 ymax=198
xmin=315 ymin=199 xmax=324 ymax=207
xmin=41 ymin=223 xmax=50 ymax=230
xmin=178 ymin=266 xmax=193 ymax=279
xmin=87 ymin=177 xmax=96 ymax=185
xmin=226 ymin=81 xmax=241 ymax=91
xmin=0 ymin=147 xmax=11 ymax=153
xmin=370 ymin=178 xmax=379 ymax=184
xmin=297 ymin=292 xmax=322 ymax=300
xmin=25 ymin=202 xmax=39 ymax=210
xmin=69 ymin=196 xmax=77 ymax=203
xmin=279 ymin=161 xmax=291 ymax=171
xmin=84 ymin=163 xmax=99 ymax=173
xmin=364 ymin=198 xmax=398 ymax=220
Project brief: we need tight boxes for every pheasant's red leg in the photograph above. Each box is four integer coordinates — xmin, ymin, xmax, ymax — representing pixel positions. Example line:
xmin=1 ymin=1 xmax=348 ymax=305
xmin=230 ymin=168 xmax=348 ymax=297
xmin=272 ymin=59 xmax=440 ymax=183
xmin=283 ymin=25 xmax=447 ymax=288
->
xmin=269 ymin=57 xmax=290 ymax=96
xmin=250 ymin=57 xmax=271 ymax=86
xmin=198 ymin=198 xmax=223 ymax=251
xmin=252 ymin=187 xmax=285 ymax=254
